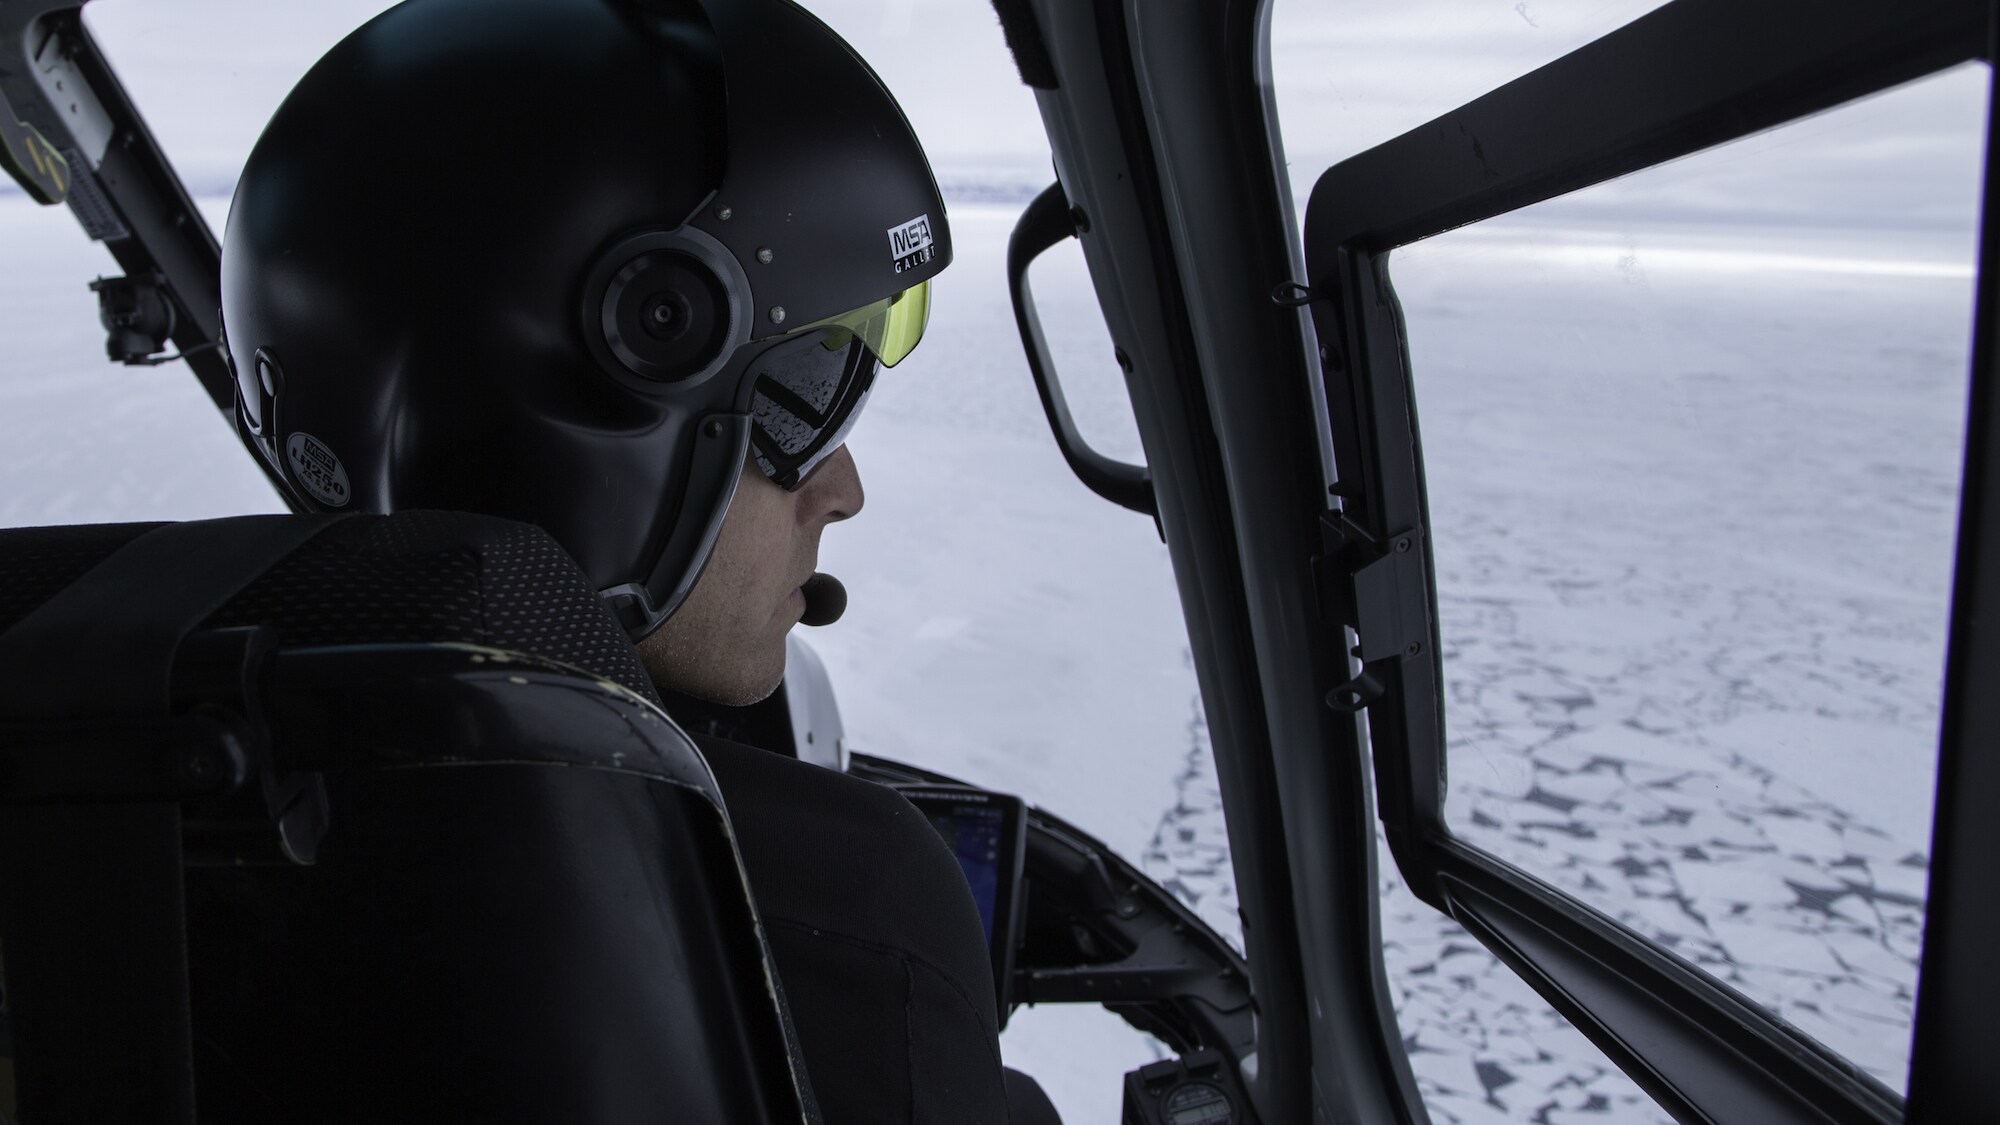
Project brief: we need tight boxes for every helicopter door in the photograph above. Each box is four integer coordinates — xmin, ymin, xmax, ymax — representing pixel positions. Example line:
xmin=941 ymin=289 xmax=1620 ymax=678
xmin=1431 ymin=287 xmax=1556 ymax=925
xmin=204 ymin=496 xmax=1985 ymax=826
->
xmin=1298 ymin=0 xmax=1995 ymax=1121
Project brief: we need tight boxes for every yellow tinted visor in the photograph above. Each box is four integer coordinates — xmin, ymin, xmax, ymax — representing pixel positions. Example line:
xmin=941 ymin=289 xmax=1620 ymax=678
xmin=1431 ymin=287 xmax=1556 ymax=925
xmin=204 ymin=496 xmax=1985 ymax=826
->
xmin=804 ymin=280 xmax=932 ymax=367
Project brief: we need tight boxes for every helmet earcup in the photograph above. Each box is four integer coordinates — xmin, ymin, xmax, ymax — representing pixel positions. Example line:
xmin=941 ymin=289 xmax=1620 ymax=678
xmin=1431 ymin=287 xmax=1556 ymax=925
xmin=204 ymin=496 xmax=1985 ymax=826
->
xmin=582 ymin=225 xmax=752 ymax=386
xmin=595 ymin=248 xmax=733 ymax=382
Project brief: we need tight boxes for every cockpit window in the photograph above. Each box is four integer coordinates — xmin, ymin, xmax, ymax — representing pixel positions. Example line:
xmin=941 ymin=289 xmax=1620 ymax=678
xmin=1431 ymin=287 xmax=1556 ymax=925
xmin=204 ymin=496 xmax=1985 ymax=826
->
xmin=1401 ymin=63 xmax=1984 ymax=1094
xmin=1275 ymin=1 xmax=1985 ymax=1119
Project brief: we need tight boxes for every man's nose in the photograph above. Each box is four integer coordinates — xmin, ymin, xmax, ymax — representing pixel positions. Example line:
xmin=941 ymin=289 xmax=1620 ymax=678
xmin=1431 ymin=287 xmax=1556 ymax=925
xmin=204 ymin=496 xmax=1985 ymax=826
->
xmin=801 ymin=443 xmax=864 ymax=525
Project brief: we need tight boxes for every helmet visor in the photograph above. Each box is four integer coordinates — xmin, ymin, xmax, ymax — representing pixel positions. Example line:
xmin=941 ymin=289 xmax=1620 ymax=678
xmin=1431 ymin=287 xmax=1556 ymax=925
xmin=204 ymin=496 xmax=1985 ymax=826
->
xmin=800 ymin=279 xmax=931 ymax=367
xmin=746 ymin=281 xmax=929 ymax=488
xmin=748 ymin=330 xmax=876 ymax=490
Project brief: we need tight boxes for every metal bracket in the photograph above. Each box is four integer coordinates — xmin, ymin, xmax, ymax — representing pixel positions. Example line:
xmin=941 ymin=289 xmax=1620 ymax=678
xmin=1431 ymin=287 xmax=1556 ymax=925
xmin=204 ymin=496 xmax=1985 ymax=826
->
xmin=1314 ymin=510 xmax=1431 ymax=711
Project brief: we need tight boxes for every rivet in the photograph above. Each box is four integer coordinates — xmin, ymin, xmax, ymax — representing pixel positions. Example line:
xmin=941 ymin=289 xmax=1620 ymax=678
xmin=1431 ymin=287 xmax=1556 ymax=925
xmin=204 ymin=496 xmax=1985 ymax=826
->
xmin=714 ymin=204 xmax=733 ymax=221
xmin=756 ymin=246 xmax=774 ymax=264
xmin=769 ymin=306 xmax=787 ymax=325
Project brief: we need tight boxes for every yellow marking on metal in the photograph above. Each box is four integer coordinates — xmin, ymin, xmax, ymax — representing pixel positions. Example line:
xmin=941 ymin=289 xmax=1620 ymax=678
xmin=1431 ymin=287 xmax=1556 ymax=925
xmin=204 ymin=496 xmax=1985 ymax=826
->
xmin=0 ymin=84 xmax=70 ymax=203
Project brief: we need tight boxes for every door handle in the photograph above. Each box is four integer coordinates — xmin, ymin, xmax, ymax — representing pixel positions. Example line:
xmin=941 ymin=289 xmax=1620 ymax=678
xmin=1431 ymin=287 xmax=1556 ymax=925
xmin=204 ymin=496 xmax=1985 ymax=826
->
xmin=1007 ymin=182 xmax=1157 ymax=518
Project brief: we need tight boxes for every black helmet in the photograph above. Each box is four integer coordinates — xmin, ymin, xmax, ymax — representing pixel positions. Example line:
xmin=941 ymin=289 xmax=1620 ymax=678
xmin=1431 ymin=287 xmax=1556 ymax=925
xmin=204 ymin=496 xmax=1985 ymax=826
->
xmin=220 ymin=0 xmax=950 ymax=637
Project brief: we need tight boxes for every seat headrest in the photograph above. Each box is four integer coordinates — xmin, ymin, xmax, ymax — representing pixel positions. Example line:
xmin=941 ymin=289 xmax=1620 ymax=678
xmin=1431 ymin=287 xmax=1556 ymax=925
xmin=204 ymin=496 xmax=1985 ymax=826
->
xmin=0 ymin=511 xmax=660 ymax=706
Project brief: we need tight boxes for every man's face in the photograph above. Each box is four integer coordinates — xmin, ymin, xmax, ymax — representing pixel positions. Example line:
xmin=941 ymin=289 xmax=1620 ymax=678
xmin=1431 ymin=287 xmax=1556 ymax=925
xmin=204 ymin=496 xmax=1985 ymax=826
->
xmin=637 ymin=444 xmax=864 ymax=704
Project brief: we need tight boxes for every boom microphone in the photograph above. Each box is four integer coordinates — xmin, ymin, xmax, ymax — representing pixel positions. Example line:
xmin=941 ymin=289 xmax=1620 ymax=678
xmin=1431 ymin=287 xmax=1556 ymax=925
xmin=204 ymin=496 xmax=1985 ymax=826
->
xmin=799 ymin=572 xmax=847 ymax=627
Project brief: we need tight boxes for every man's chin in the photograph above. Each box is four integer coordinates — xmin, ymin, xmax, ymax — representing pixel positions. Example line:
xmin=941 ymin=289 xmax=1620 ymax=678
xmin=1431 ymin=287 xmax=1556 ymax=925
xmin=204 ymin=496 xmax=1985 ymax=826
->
xmin=656 ymin=650 xmax=788 ymax=708
xmin=703 ymin=673 xmax=784 ymax=708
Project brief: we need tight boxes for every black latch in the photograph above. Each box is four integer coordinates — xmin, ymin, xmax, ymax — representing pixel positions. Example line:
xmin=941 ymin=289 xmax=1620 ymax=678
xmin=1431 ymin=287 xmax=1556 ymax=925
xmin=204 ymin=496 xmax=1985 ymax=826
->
xmin=1314 ymin=510 xmax=1431 ymax=712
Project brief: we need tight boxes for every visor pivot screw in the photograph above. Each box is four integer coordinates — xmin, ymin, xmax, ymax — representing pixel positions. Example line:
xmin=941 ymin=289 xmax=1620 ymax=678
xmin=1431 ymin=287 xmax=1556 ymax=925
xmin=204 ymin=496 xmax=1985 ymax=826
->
xmin=756 ymin=246 xmax=774 ymax=265
xmin=714 ymin=204 xmax=733 ymax=221
xmin=703 ymin=420 xmax=723 ymax=439
xmin=768 ymin=305 xmax=787 ymax=325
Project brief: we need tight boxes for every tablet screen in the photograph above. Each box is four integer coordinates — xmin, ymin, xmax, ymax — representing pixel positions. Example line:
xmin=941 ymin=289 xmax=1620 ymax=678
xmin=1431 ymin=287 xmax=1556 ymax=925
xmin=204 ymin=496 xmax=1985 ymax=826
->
xmin=897 ymin=785 xmax=1026 ymax=1012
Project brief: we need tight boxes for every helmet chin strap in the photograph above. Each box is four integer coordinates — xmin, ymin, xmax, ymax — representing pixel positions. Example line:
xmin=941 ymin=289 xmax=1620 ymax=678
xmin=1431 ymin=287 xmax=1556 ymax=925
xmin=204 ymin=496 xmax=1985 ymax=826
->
xmin=799 ymin=572 xmax=846 ymax=627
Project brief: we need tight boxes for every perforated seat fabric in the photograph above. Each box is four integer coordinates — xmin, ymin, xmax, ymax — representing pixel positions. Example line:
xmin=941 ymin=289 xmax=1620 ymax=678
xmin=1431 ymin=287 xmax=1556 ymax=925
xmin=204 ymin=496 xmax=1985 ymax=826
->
xmin=0 ymin=511 xmax=659 ymax=704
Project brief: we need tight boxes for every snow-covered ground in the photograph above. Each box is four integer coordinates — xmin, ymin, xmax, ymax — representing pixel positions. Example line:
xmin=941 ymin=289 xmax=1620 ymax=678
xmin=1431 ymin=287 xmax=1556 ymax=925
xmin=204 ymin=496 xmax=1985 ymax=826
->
xmin=1381 ymin=218 xmax=1971 ymax=1122
xmin=0 ymin=186 xmax=1971 ymax=1123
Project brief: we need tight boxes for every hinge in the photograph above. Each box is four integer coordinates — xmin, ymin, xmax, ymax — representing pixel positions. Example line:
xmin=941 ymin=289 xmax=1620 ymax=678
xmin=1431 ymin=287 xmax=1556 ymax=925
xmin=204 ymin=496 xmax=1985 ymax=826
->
xmin=1314 ymin=510 xmax=1430 ymax=712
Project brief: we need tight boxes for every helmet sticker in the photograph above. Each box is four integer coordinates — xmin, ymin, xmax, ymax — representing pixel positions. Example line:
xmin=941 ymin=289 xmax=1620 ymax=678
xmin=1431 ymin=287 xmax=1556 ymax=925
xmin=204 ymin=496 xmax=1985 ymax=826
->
xmin=285 ymin=432 xmax=352 ymax=508
xmin=888 ymin=213 xmax=935 ymax=275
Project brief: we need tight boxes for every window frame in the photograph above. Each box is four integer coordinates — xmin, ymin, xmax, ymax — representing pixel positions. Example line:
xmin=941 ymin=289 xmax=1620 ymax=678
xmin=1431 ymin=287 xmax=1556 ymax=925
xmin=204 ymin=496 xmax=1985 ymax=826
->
xmin=1300 ymin=0 xmax=1993 ymax=1121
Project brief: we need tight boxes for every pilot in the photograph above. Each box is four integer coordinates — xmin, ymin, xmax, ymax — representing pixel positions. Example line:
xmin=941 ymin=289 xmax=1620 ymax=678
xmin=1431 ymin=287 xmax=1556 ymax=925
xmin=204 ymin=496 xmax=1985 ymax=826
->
xmin=217 ymin=0 xmax=1057 ymax=1120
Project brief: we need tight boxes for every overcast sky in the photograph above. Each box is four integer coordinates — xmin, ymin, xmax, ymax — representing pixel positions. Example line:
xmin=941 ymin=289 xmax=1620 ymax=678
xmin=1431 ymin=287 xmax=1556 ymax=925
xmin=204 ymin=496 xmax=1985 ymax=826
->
xmin=29 ymin=0 xmax=1989 ymax=247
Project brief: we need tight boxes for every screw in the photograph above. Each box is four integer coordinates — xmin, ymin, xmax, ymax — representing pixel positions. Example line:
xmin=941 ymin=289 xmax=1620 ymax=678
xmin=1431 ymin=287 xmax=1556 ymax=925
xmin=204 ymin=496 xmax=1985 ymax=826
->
xmin=756 ymin=247 xmax=774 ymax=264
xmin=769 ymin=306 xmax=786 ymax=325
xmin=1405 ymin=641 xmax=1423 ymax=657
xmin=183 ymin=749 xmax=217 ymax=781
xmin=1069 ymin=206 xmax=1090 ymax=234
xmin=714 ymin=204 xmax=733 ymax=221
xmin=1394 ymin=537 xmax=1411 ymax=552
xmin=703 ymin=420 xmax=723 ymax=439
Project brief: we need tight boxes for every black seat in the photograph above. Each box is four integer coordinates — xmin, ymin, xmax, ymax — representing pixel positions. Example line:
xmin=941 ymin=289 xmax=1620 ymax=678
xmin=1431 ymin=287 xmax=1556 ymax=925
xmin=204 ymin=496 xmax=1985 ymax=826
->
xmin=0 ymin=512 xmax=820 ymax=1124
